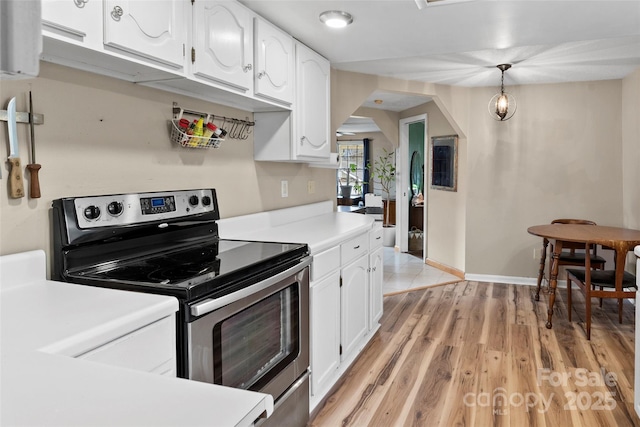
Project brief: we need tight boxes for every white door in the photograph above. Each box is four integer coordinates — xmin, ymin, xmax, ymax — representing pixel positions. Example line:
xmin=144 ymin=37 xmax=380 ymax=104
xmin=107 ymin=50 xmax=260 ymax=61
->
xmin=295 ymin=43 xmax=330 ymax=159
xmin=192 ymin=1 xmax=253 ymax=93
xmin=398 ymin=114 xmax=427 ymax=257
xmin=369 ymin=247 xmax=384 ymax=330
xmin=42 ymin=0 xmax=102 ymax=47
xmin=104 ymin=0 xmax=186 ymax=69
xmin=254 ymin=17 xmax=293 ymax=105
xmin=310 ymin=272 xmax=341 ymax=396
xmin=340 ymin=255 xmax=368 ymax=361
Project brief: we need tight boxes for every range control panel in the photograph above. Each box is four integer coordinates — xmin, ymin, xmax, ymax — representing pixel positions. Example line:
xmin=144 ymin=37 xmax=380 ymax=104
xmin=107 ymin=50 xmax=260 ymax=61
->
xmin=74 ymin=189 xmax=216 ymax=229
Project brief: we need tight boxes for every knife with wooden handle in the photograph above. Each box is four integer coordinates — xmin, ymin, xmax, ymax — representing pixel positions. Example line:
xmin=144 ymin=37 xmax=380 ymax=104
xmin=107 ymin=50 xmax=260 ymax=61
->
xmin=7 ymin=97 xmax=25 ymax=198
xmin=26 ymin=91 xmax=41 ymax=198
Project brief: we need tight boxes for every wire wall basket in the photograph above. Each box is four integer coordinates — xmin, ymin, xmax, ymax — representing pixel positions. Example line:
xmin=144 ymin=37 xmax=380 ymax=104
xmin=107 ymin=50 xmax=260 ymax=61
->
xmin=170 ymin=102 xmax=255 ymax=149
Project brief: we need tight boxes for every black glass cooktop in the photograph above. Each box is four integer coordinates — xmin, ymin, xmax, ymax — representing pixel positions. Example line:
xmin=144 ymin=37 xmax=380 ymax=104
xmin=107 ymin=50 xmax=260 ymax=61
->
xmin=66 ymin=239 xmax=308 ymax=301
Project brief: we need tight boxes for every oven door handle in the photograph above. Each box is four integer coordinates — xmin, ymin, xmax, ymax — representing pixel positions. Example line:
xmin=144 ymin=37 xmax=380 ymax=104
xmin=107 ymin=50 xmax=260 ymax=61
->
xmin=190 ymin=256 xmax=312 ymax=317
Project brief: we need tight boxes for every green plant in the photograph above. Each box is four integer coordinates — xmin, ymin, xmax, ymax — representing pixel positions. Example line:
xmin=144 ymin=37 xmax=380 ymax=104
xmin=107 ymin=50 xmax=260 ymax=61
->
xmin=368 ymin=148 xmax=396 ymax=225
xmin=345 ymin=163 xmax=357 ymax=186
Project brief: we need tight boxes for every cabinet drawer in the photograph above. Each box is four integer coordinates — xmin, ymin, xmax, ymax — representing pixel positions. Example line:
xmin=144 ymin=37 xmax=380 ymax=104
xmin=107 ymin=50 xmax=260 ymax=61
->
xmin=78 ymin=315 xmax=176 ymax=375
xmin=341 ymin=233 xmax=369 ymax=266
xmin=370 ymin=226 xmax=384 ymax=250
xmin=312 ymin=246 xmax=340 ymax=282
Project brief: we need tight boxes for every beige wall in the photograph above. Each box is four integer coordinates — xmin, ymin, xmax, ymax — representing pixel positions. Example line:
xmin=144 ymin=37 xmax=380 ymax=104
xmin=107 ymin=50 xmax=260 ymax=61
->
xmin=401 ymin=101 xmax=463 ymax=270
xmin=466 ymin=80 xmax=625 ymax=277
xmin=333 ymin=70 xmax=469 ymax=272
xmin=333 ymin=68 xmax=637 ymax=279
xmin=622 ymin=68 xmax=640 ymax=231
xmin=0 ymin=62 xmax=335 ymax=260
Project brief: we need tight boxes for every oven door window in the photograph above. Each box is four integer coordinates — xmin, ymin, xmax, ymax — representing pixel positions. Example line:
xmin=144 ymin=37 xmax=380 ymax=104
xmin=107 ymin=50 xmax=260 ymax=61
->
xmin=213 ymin=285 xmax=299 ymax=390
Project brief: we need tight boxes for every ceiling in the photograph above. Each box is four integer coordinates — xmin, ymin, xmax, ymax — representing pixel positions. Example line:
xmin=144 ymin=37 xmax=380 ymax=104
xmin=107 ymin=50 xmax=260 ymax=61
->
xmin=240 ymin=0 xmax=640 ymax=132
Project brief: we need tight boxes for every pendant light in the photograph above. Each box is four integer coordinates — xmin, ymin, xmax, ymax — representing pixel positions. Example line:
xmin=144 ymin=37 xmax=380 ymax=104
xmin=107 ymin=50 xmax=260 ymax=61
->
xmin=488 ymin=64 xmax=517 ymax=121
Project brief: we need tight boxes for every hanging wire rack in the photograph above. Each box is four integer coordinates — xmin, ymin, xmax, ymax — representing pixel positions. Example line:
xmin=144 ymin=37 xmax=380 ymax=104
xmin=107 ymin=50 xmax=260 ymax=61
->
xmin=169 ymin=102 xmax=255 ymax=148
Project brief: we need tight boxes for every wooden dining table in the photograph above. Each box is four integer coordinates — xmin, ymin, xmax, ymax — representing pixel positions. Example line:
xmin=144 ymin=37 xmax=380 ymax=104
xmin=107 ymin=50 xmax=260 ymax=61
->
xmin=527 ymin=224 xmax=640 ymax=329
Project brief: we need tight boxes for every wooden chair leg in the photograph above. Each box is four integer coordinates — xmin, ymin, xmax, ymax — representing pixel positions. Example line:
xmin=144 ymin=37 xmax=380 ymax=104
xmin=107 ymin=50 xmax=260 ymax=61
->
xmin=586 ymin=294 xmax=592 ymax=340
xmin=567 ymin=277 xmax=572 ymax=322
xmin=618 ymin=298 xmax=623 ymax=324
xmin=599 ymin=287 xmax=602 ymax=308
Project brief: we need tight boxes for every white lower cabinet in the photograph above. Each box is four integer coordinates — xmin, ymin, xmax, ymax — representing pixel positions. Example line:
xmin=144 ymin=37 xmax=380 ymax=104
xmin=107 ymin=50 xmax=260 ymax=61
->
xmin=310 ymin=271 xmax=341 ymax=396
xmin=340 ymin=255 xmax=369 ymax=362
xmin=77 ymin=314 xmax=177 ymax=376
xmin=369 ymin=246 xmax=384 ymax=331
xmin=309 ymin=227 xmax=383 ymax=410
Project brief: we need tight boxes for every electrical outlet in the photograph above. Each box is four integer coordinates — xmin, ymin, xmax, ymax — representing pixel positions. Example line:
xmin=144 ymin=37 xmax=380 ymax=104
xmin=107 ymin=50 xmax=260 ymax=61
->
xmin=281 ymin=180 xmax=288 ymax=198
xmin=307 ymin=180 xmax=315 ymax=194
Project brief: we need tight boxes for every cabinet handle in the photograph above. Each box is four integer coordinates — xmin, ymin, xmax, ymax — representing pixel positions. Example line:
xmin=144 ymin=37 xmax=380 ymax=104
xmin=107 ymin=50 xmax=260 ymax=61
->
xmin=376 ymin=236 xmax=381 ymax=240
xmin=111 ymin=5 xmax=123 ymax=21
xmin=243 ymin=64 xmax=252 ymax=73
xmin=354 ymin=245 xmax=360 ymax=249
xmin=74 ymin=0 xmax=89 ymax=7
xmin=257 ymin=71 xmax=266 ymax=79
xmin=300 ymin=136 xmax=307 ymax=145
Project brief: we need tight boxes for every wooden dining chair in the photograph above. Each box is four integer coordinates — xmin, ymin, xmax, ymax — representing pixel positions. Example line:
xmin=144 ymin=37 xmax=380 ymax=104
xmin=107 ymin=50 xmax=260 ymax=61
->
xmin=550 ymin=219 xmax=606 ymax=271
xmin=566 ymin=242 xmax=637 ymax=340
xmin=536 ymin=219 xmax=606 ymax=298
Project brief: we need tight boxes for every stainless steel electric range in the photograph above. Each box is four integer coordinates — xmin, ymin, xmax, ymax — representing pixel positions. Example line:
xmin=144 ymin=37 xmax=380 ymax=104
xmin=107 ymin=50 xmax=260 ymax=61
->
xmin=52 ymin=189 xmax=311 ymax=427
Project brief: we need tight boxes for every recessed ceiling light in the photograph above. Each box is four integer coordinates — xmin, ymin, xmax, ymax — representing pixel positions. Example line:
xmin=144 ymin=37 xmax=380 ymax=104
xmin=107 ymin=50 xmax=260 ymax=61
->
xmin=374 ymin=99 xmax=383 ymax=104
xmin=319 ymin=10 xmax=353 ymax=28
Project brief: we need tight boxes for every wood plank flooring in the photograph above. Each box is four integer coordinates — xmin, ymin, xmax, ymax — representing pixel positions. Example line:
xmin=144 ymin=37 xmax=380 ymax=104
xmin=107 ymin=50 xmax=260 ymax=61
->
xmin=309 ymin=282 xmax=639 ymax=426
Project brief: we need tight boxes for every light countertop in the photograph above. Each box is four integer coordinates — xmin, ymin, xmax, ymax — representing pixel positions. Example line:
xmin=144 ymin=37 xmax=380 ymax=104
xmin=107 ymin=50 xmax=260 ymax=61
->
xmin=221 ymin=212 xmax=375 ymax=255
xmin=1 ymin=250 xmax=273 ymax=427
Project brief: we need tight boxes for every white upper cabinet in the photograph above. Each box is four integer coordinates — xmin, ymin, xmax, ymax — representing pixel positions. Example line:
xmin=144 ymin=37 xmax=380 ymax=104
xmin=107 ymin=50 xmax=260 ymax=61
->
xmin=295 ymin=42 xmax=330 ymax=159
xmin=191 ymin=1 xmax=253 ymax=93
xmin=253 ymin=42 xmax=330 ymax=162
xmin=254 ymin=17 xmax=294 ymax=105
xmin=103 ymin=0 xmax=186 ymax=69
xmin=42 ymin=0 xmax=102 ymax=48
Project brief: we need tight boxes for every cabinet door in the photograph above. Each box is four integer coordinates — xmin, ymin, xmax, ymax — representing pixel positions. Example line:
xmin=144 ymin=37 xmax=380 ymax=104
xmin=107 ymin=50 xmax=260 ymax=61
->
xmin=42 ymin=0 xmax=102 ymax=47
xmin=192 ymin=1 xmax=253 ymax=93
xmin=103 ymin=0 xmax=186 ymax=69
xmin=369 ymin=247 xmax=384 ymax=330
xmin=254 ymin=17 xmax=293 ymax=105
xmin=341 ymin=255 xmax=369 ymax=361
xmin=295 ymin=43 xmax=330 ymax=159
xmin=310 ymin=272 xmax=341 ymax=396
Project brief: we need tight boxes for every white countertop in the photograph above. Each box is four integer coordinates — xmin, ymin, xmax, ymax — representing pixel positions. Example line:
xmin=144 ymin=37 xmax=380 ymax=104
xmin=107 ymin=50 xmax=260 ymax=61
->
xmin=222 ymin=212 xmax=375 ymax=255
xmin=1 ymin=251 xmax=273 ymax=427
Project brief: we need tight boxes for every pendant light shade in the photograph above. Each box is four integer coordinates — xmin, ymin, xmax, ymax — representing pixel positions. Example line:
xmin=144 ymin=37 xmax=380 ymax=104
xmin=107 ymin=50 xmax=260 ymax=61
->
xmin=488 ymin=64 xmax=517 ymax=121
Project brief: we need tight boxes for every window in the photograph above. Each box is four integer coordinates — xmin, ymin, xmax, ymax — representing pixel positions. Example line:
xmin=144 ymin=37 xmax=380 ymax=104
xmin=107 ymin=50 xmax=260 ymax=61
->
xmin=336 ymin=139 xmax=369 ymax=198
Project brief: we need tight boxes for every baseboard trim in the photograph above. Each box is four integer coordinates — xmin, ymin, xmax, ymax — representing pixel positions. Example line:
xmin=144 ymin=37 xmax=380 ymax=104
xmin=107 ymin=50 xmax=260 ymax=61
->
xmin=425 ymin=258 xmax=465 ymax=279
xmin=464 ymin=274 xmax=538 ymax=286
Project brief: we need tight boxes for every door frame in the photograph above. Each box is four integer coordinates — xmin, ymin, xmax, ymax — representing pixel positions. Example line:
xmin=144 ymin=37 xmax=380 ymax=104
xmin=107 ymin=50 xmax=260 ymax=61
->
xmin=397 ymin=114 xmax=427 ymax=257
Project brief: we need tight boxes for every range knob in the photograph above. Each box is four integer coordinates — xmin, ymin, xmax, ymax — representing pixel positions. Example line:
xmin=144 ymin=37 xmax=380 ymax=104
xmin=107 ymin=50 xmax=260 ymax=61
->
xmin=83 ymin=205 xmax=101 ymax=221
xmin=189 ymin=195 xmax=200 ymax=206
xmin=202 ymin=195 xmax=211 ymax=206
xmin=107 ymin=201 xmax=124 ymax=216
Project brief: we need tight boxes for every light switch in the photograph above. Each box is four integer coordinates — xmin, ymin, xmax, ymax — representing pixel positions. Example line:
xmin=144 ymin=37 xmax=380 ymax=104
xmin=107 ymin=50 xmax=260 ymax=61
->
xmin=281 ymin=180 xmax=288 ymax=198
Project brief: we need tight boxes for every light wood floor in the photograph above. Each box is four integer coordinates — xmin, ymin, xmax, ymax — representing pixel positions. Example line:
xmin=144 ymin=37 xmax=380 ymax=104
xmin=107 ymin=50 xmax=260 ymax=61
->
xmin=310 ymin=281 xmax=639 ymax=426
